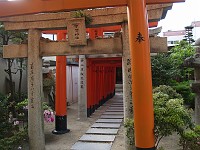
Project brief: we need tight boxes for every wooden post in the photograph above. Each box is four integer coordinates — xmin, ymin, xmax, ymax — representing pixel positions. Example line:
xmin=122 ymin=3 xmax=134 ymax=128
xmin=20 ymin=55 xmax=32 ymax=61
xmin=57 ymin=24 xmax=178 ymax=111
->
xmin=87 ymin=59 xmax=92 ymax=117
xmin=127 ymin=0 xmax=155 ymax=149
xmin=28 ymin=29 xmax=45 ymax=150
xmin=53 ymin=32 xmax=70 ymax=134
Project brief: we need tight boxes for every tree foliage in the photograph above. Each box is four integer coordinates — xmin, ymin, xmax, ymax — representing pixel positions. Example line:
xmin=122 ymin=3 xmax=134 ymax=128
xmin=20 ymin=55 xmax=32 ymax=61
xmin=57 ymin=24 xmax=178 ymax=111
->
xmin=153 ymin=91 xmax=193 ymax=148
xmin=151 ymin=40 xmax=195 ymax=86
xmin=151 ymin=53 xmax=177 ymax=86
xmin=179 ymin=125 xmax=200 ymax=150
xmin=125 ymin=85 xmax=194 ymax=149
xmin=0 ymin=22 xmax=28 ymax=115
xmin=169 ymin=40 xmax=195 ymax=81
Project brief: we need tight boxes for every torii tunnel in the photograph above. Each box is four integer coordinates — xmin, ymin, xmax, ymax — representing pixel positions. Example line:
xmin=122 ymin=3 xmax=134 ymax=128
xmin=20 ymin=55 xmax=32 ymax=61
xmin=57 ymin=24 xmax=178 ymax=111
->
xmin=42 ymin=21 xmax=160 ymax=136
xmin=0 ymin=0 xmax=185 ymax=150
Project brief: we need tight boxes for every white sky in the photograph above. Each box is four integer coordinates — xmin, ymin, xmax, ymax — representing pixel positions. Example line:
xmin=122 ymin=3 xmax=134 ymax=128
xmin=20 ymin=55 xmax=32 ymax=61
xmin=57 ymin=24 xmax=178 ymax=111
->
xmin=158 ymin=0 xmax=200 ymax=32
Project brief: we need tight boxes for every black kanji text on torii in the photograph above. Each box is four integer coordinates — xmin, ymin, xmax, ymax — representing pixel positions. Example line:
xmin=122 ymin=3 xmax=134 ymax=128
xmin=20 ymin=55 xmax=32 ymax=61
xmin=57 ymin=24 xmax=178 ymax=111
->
xmin=135 ymin=32 xmax=145 ymax=43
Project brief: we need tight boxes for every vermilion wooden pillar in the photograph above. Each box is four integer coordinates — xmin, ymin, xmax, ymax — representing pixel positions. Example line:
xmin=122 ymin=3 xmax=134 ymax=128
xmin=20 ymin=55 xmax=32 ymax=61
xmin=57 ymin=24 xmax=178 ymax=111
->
xmin=98 ymin=65 xmax=101 ymax=106
xmin=87 ymin=59 xmax=92 ymax=117
xmin=127 ymin=0 xmax=155 ymax=149
xmin=109 ymin=67 xmax=112 ymax=98
xmin=113 ymin=66 xmax=116 ymax=95
xmin=102 ymin=65 xmax=106 ymax=103
xmin=111 ymin=67 xmax=115 ymax=96
xmin=105 ymin=67 xmax=109 ymax=100
xmin=93 ymin=63 xmax=97 ymax=110
xmin=100 ymin=66 xmax=105 ymax=104
xmin=96 ymin=66 xmax=100 ymax=108
xmin=53 ymin=32 xmax=70 ymax=134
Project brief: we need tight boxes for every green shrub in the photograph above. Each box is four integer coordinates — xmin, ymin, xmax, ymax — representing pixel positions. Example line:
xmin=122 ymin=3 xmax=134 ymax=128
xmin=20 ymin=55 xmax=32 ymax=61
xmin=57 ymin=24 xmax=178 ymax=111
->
xmin=72 ymin=10 xmax=93 ymax=26
xmin=125 ymin=86 xmax=194 ymax=149
xmin=151 ymin=41 xmax=195 ymax=87
xmin=179 ymin=125 xmax=200 ymax=150
xmin=153 ymin=85 xmax=182 ymax=99
xmin=0 ymin=94 xmax=13 ymax=140
xmin=172 ymin=81 xmax=195 ymax=108
xmin=153 ymin=93 xmax=194 ymax=148
xmin=0 ymin=93 xmax=5 ymax=101
xmin=151 ymin=53 xmax=177 ymax=86
xmin=0 ymin=130 xmax=28 ymax=150
xmin=16 ymin=99 xmax=51 ymax=111
xmin=124 ymin=118 xmax=134 ymax=146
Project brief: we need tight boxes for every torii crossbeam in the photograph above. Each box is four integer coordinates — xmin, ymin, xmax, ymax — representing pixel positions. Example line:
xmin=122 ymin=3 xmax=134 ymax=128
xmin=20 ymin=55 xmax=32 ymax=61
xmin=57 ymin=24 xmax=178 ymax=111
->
xmin=0 ymin=0 xmax=184 ymax=17
xmin=0 ymin=0 xmax=185 ymax=150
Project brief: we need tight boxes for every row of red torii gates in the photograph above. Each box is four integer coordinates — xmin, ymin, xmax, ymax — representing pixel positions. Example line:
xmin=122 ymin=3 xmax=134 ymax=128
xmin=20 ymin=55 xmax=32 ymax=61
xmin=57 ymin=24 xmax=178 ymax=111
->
xmin=0 ymin=0 xmax=185 ymax=150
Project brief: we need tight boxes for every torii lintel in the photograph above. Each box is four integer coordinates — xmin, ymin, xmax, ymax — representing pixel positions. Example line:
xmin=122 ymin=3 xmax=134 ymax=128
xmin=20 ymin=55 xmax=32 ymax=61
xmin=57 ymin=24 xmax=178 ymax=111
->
xmin=0 ymin=0 xmax=185 ymax=18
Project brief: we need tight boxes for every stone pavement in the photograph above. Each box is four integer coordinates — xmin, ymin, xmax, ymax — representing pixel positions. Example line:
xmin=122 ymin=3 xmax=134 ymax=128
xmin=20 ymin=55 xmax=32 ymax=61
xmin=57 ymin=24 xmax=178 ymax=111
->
xmin=71 ymin=94 xmax=124 ymax=150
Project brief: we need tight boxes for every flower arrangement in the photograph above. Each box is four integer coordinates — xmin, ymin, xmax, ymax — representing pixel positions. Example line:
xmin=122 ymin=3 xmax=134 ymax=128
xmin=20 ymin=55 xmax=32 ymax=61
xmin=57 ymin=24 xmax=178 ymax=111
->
xmin=43 ymin=109 xmax=54 ymax=123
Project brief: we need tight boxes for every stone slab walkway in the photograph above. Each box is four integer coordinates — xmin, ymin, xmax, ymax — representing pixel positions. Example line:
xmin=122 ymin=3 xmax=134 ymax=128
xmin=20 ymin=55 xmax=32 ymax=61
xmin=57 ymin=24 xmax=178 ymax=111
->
xmin=71 ymin=96 xmax=124 ymax=150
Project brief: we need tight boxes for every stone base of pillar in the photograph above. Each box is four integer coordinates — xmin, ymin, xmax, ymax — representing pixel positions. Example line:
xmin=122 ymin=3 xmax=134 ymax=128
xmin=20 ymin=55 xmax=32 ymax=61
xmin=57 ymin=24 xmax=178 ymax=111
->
xmin=109 ymin=93 xmax=113 ymax=99
xmin=52 ymin=115 xmax=70 ymax=134
xmin=136 ymin=147 xmax=155 ymax=150
xmin=87 ymin=107 xmax=92 ymax=117
xmin=95 ymin=104 xmax=99 ymax=110
xmin=101 ymin=97 xmax=106 ymax=104
xmin=92 ymin=105 xmax=95 ymax=113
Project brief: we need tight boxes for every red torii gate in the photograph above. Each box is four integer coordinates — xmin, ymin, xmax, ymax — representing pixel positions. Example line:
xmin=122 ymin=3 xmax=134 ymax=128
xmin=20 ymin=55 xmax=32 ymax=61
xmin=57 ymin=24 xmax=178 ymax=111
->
xmin=0 ymin=0 xmax=184 ymax=17
xmin=43 ymin=22 xmax=158 ymax=121
xmin=42 ymin=23 xmax=158 ymax=35
xmin=0 ymin=0 xmax=185 ymax=150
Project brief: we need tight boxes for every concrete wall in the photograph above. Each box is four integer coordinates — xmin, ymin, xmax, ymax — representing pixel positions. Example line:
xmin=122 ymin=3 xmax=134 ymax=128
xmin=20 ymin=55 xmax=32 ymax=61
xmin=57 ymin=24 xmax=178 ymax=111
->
xmin=0 ymin=58 xmax=8 ymax=94
xmin=11 ymin=59 xmax=27 ymax=94
xmin=46 ymin=64 xmax=79 ymax=104
xmin=0 ymin=58 xmax=27 ymax=95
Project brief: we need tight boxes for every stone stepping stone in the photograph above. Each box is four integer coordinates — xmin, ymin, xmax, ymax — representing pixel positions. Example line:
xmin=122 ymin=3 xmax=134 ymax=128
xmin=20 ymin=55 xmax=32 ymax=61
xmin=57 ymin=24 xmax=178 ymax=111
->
xmin=86 ymin=128 xmax=118 ymax=135
xmin=110 ymin=104 xmax=123 ymax=106
xmin=96 ymin=119 xmax=123 ymax=123
xmin=103 ymin=112 xmax=124 ymax=115
xmin=101 ymin=115 xmax=124 ymax=119
xmin=109 ymin=105 xmax=123 ymax=107
xmin=79 ymin=134 xmax=115 ymax=142
xmin=91 ymin=123 xmax=121 ymax=128
xmin=109 ymin=107 xmax=123 ymax=110
xmin=106 ymin=109 xmax=124 ymax=112
xmin=71 ymin=142 xmax=112 ymax=150
xmin=109 ymin=106 xmax=123 ymax=108
xmin=107 ymin=107 xmax=123 ymax=110
xmin=111 ymin=103 xmax=123 ymax=104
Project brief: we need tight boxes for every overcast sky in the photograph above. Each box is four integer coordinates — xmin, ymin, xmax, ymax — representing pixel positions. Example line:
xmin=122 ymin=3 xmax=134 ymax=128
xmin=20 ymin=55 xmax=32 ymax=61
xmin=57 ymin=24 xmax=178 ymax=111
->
xmin=158 ymin=0 xmax=200 ymax=32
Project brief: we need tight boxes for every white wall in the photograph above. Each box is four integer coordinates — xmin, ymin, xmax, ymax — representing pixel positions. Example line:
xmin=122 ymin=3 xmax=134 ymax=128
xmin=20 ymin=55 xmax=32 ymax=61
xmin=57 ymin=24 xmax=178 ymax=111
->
xmin=166 ymin=35 xmax=185 ymax=46
xmin=193 ymin=26 xmax=200 ymax=40
xmin=67 ymin=65 xmax=78 ymax=104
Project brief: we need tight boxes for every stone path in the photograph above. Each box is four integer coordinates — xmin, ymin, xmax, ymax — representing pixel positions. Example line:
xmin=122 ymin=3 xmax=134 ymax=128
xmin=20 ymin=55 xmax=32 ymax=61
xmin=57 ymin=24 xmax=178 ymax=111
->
xmin=71 ymin=99 xmax=124 ymax=150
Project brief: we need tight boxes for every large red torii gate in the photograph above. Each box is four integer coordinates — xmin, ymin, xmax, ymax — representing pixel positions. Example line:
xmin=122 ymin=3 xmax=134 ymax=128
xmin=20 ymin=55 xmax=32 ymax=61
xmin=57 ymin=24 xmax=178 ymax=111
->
xmin=0 ymin=0 xmax=185 ymax=150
